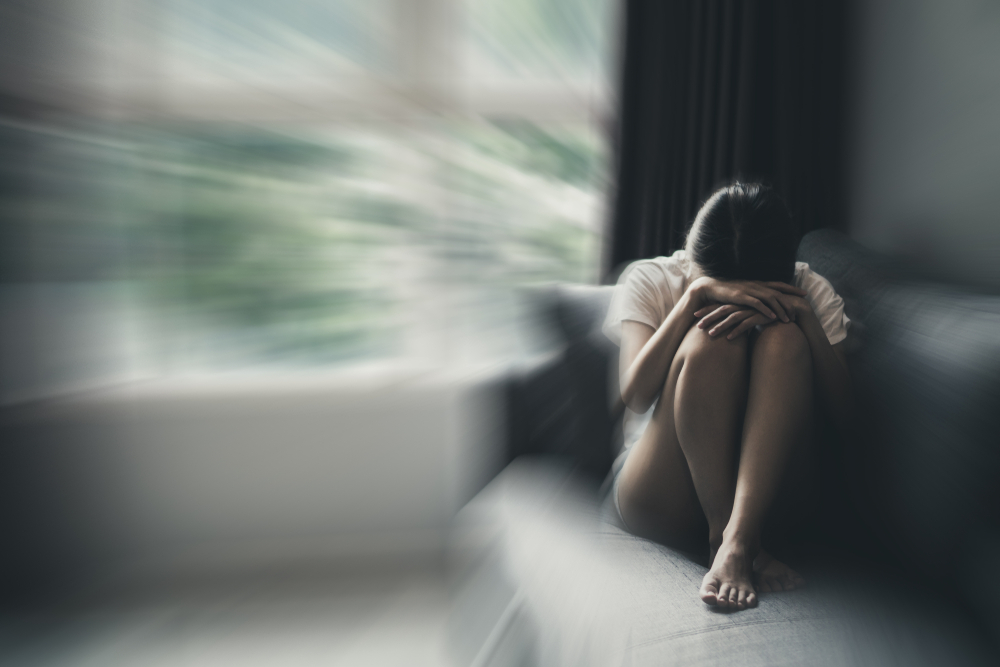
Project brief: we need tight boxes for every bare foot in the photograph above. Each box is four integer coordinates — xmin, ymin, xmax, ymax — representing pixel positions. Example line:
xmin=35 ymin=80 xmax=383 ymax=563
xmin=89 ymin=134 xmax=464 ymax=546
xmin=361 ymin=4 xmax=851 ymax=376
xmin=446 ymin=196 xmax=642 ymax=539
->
xmin=753 ymin=550 xmax=806 ymax=593
xmin=700 ymin=538 xmax=757 ymax=611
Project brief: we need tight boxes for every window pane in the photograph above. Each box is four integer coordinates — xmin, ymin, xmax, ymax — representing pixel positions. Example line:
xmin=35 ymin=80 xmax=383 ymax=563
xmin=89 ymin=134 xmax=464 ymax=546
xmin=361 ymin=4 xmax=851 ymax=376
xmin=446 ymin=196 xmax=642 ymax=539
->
xmin=119 ymin=125 xmax=414 ymax=367
xmin=113 ymin=121 xmax=607 ymax=367
xmin=4 ymin=119 xmax=606 ymax=374
xmin=159 ymin=0 xmax=397 ymax=84
xmin=1 ymin=0 xmax=620 ymax=396
xmin=464 ymin=0 xmax=615 ymax=86
xmin=403 ymin=119 xmax=607 ymax=362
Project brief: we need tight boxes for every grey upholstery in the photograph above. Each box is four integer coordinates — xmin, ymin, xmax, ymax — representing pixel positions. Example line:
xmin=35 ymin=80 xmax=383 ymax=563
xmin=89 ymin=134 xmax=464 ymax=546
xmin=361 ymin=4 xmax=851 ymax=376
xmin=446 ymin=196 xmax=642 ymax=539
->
xmin=799 ymin=230 xmax=1000 ymax=631
xmin=450 ymin=461 xmax=991 ymax=667
xmin=504 ymin=284 xmax=620 ymax=481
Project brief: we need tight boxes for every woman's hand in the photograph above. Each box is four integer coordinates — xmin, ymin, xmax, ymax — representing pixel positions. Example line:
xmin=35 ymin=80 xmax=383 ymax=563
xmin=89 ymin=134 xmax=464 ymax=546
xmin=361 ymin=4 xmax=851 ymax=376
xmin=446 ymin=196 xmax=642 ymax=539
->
xmin=693 ymin=282 xmax=812 ymax=340
xmin=689 ymin=277 xmax=807 ymax=325
xmin=694 ymin=305 xmax=774 ymax=339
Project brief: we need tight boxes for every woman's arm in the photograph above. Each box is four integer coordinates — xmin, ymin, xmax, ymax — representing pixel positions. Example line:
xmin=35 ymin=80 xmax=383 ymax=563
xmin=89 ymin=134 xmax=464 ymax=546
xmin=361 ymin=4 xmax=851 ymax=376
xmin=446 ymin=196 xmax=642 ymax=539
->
xmin=619 ymin=277 xmax=802 ymax=413
xmin=619 ymin=289 xmax=699 ymax=413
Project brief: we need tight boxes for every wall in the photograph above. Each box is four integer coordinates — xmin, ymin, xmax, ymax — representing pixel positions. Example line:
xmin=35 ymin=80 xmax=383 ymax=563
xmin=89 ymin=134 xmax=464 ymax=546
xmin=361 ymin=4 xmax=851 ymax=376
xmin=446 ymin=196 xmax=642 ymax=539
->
xmin=848 ymin=0 xmax=1000 ymax=288
xmin=0 ymin=368 xmax=505 ymax=603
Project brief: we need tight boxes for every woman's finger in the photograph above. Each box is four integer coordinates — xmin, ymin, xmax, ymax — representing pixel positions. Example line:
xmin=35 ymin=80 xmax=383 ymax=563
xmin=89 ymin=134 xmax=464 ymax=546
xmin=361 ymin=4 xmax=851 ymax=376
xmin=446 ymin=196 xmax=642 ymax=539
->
xmin=697 ymin=305 xmax=739 ymax=329
xmin=693 ymin=306 xmax=716 ymax=318
xmin=729 ymin=294 xmax=776 ymax=320
xmin=708 ymin=309 xmax=756 ymax=336
xmin=763 ymin=281 xmax=807 ymax=296
xmin=701 ymin=282 xmax=777 ymax=319
xmin=727 ymin=314 xmax=769 ymax=340
xmin=765 ymin=294 xmax=789 ymax=323
xmin=694 ymin=304 xmax=731 ymax=322
xmin=708 ymin=311 xmax=753 ymax=337
xmin=774 ymin=293 xmax=798 ymax=321
xmin=747 ymin=286 xmax=789 ymax=323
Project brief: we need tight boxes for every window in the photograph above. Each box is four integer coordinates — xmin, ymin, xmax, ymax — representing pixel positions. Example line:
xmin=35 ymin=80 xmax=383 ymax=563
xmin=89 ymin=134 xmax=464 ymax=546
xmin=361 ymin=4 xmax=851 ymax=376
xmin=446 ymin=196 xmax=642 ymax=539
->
xmin=1 ymin=0 xmax=619 ymax=393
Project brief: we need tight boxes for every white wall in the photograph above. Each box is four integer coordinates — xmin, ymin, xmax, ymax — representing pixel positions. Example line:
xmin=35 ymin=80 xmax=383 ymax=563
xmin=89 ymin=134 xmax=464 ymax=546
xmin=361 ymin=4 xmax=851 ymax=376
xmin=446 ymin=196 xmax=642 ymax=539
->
xmin=849 ymin=0 xmax=1000 ymax=288
xmin=0 ymin=367 xmax=505 ymax=597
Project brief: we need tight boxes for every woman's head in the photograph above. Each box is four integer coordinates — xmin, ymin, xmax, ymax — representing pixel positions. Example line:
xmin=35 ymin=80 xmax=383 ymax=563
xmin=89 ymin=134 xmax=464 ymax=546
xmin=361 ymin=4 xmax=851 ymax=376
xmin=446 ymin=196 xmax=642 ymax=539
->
xmin=685 ymin=182 xmax=798 ymax=283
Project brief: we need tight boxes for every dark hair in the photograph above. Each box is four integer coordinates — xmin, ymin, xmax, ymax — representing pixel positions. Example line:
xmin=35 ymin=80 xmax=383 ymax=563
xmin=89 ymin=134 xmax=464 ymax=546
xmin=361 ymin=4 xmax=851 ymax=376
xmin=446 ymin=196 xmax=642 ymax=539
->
xmin=685 ymin=182 xmax=797 ymax=283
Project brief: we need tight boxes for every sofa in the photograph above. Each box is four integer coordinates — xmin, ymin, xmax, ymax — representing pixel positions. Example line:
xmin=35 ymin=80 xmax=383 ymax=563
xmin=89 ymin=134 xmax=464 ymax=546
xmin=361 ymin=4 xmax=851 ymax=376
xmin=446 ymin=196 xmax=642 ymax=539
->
xmin=448 ymin=230 xmax=1000 ymax=666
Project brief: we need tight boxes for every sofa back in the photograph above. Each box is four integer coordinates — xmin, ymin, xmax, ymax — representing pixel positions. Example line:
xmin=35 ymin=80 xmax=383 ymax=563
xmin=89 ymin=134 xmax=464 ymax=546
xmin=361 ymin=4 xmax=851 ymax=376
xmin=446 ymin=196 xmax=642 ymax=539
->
xmin=505 ymin=284 xmax=619 ymax=482
xmin=798 ymin=229 xmax=1000 ymax=623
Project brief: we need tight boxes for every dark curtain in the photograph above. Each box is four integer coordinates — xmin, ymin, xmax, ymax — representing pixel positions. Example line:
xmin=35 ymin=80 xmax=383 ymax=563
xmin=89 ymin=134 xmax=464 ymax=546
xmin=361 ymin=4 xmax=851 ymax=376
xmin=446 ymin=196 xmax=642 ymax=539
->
xmin=606 ymin=0 xmax=852 ymax=275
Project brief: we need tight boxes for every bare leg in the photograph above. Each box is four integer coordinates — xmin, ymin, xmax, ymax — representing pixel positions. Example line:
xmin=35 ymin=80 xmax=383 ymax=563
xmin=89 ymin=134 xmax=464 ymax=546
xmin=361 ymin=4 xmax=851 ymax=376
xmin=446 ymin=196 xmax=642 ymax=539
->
xmin=700 ymin=322 xmax=813 ymax=610
xmin=617 ymin=324 xmax=747 ymax=553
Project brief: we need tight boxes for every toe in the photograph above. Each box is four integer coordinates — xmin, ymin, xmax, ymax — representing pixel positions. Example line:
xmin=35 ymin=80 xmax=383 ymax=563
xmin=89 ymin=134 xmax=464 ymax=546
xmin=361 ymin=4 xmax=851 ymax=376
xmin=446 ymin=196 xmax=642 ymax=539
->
xmin=736 ymin=588 xmax=748 ymax=610
xmin=747 ymin=591 xmax=758 ymax=607
xmin=757 ymin=578 xmax=772 ymax=593
xmin=727 ymin=587 xmax=739 ymax=608
xmin=720 ymin=584 xmax=733 ymax=608
xmin=700 ymin=578 xmax=720 ymax=606
xmin=777 ymin=575 xmax=793 ymax=591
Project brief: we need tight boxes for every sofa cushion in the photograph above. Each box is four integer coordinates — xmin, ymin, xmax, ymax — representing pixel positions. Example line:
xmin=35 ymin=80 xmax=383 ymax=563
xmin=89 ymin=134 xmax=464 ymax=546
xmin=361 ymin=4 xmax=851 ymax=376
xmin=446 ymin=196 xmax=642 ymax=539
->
xmin=450 ymin=460 xmax=992 ymax=667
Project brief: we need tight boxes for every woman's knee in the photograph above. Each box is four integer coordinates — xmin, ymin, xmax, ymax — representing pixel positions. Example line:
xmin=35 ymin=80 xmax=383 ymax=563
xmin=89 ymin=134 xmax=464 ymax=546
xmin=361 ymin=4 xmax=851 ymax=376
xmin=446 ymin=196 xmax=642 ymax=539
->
xmin=676 ymin=323 xmax=748 ymax=373
xmin=753 ymin=321 xmax=810 ymax=364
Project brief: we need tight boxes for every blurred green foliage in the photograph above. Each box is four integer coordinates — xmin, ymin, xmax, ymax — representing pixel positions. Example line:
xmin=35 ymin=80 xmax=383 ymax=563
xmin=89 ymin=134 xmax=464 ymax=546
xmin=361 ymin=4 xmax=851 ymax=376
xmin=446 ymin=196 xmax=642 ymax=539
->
xmin=467 ymin=0 xmax=612 ymax=80
xmin=41 ymin=119 xmax=607 ymax=365
xmin=3 ymin=0 xmax=614 ymax=368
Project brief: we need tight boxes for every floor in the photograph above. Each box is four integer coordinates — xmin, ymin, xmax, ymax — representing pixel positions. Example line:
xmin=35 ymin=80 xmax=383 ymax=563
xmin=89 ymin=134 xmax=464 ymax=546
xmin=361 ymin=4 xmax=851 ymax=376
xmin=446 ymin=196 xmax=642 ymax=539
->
xmin=0 ymin=564 xmax=454 ymax=667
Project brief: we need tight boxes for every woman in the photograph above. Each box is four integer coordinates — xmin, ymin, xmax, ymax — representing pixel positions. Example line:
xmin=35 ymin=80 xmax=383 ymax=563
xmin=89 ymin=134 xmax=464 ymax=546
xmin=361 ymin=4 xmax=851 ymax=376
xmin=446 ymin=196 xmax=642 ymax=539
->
xmin=603 ymin=182 xmax=853 ymax=611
